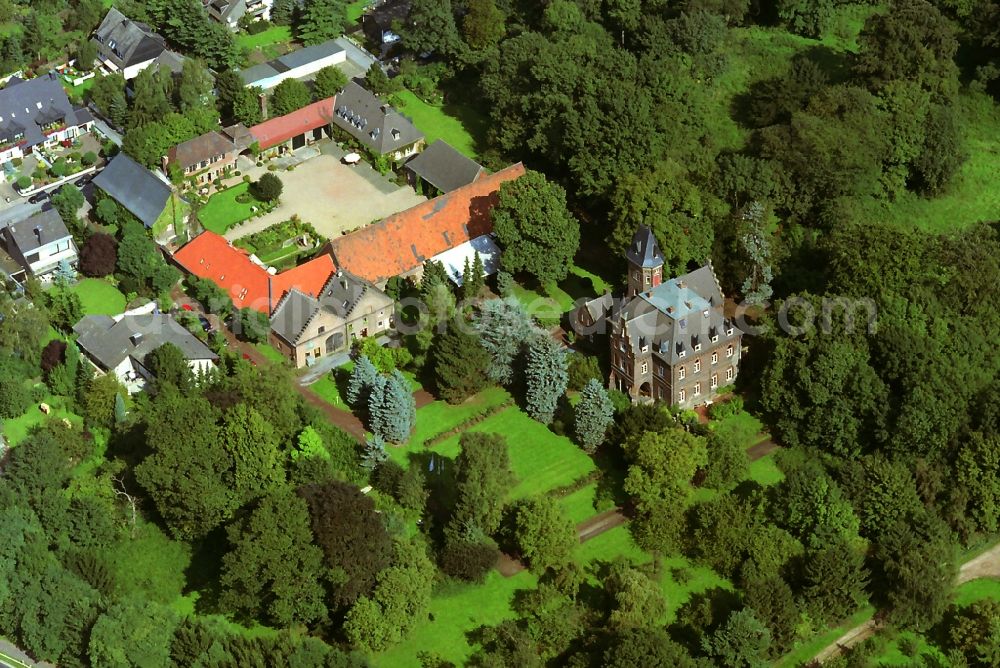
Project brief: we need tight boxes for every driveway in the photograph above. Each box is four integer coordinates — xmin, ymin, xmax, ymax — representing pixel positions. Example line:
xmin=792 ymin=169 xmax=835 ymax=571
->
xmin=224 ymin=149 xmax=425 ymax=242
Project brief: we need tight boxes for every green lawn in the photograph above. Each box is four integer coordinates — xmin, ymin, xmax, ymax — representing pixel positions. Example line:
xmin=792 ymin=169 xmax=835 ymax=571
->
xmin=401 ymin=386 xmax=511 ymax=449
xmin=376 ymin=570 xmax=538 ymax=668
xmin=198 ymin=183 xmax=259 ymax=234
xmin=254 ymin=342 xmax=288 ymax=364
xmin=347 ymin=0 xmax=369 ymax=22
xmin=774 ymin=606 xmax=876 ymax=667
xmin=394 ymin=90 xmax=485 ymax=160
xmin=748 ymin=453 xmax=784 ymax=486
xmin=70 ymin=278 xmax=127 ymax=316
xmin=953 ymin=577 xmax=1000 ymax=606
xmin=236 ymin=25 xmax=292 ymax=51
xmin=310 ymin=375 xmax=344 ymax=407
xmin=558 ymin=483 xmax=601 ymax=525
xmin=3 ymin=395 xmax=83 ymax=446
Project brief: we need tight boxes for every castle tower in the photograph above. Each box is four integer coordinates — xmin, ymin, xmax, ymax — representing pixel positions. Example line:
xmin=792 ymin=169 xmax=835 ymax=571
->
xmin=625 ymin=225 xmax=663 ymax=298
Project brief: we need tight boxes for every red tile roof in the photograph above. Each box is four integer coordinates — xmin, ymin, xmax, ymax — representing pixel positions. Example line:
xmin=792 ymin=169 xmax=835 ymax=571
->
xmin=249 ymin=98 xmax=335 ymax=150
xmin=173 ymin=231 xmax=335 ymax=313
xmin=327 ymin=162 xmax=526 ymax=284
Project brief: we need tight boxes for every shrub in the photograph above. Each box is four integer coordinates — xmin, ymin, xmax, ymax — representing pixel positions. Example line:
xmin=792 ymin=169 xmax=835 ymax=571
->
xmin=708 ymin=395 xmax=744 ymax=421
xmin=15 ymin=175 xmax=31 ymax=190
xmin=439 ymin=538 xmax=500 ymax=582
xmin=79 ymin=233 xmax=118 ymax=277
xmin=567 ymin=352 xmax=603 ymax=391
xmin=41 ymin=340 xmax=67 ymax=375
xmin=81 ymin=151 xmax=97 ymax=166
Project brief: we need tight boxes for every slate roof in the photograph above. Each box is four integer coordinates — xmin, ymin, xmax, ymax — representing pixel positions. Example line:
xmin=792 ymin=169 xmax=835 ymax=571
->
xmin=331 ymin=81 xmax=423 ymax=155
xmin=239 ymin=39 xmax=345 ymax=86
xmin=92 ymin=8 xmax=166 ymax=70
xmin=2 ymin=208 xmax=70 ymax=254
xmin=626 ymin=225 xmax=663 ymax=269
xmin=327 ymin=162 xmax=525 ymax=285
xmin=239 ymin=62 xmax=280 ymax=86
xmin=269 ymin=270 xmax=383 ymax=344
xmin=619 ymin=265 xmax=737 ymax=366
xmin=93 ymin=153 xmax=172 ymax=229
xmin=73 ymin=312 xmax=217 ymax=372
xmin=249 ymin=98 xmax=334 ymax=150
xmin=0 ymin=75 xmax=85 ymax=150
xmin=222 ymin=123 xmax=253 ymax=152
xmin=173 ymin=231 xmax=336 ymax=313
xmin=165 ymin=131 xmax=235 ymax=171
xmin=404 ymin=140 xmax=484 ymax=193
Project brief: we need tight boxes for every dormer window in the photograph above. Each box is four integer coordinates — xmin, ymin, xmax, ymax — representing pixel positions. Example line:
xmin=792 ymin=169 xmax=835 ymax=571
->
xmin=711 ymin=335 xmax=719 ymax=343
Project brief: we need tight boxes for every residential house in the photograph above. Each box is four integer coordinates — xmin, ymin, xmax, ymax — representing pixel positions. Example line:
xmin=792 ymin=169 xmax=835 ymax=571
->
xmin=361 ymin=0 xmax=410 ymax=55
xmin=326 ymin=162 xmax=525 ymax=286
xmin=162 ymin=130 xmax=238 ymax=184
xmin=91 ymin=8 xmax=178 ymax=80
xmin=239 ymin=39 xmax=347 ymax=91
xmin=92 ymin=153 xmax=175 ymax=230
xmin=578 ymin=226 xmax=743 ymax=409
xmin=270 ymin=269 xmax=394 ymax=367
xmin=331 ymin=81 xmax=424 ymax=162
xmin=73 ymin=303 xmax=218 ymax=394
xmin=404 ymin=139 xmax=485 ymax=195
xmin=204 ymin=0 xmax=273 ymax=31
xmin=249 ymin=97 xmax=334 ymax=156
xmin=0 ymin=74 xmax=94 ymax=167
xmin=0 ymin=208 xmax=78 ymax=282
xmin=172 ymin=231 xmax=336 ymax=314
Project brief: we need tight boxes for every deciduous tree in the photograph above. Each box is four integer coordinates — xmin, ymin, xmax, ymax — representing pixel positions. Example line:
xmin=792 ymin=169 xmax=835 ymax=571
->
xmin=513 ymin=496 xmax=576 ymax=571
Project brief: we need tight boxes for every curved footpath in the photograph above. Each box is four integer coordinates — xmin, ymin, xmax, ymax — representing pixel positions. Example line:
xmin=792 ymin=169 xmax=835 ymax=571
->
xmin=813 ymin=542 xmax=1000 ymax=663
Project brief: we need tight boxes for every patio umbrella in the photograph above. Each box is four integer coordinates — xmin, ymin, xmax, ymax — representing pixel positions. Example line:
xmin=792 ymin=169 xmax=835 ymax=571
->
xmin=343 ymin=152 xmax=362 ymax=165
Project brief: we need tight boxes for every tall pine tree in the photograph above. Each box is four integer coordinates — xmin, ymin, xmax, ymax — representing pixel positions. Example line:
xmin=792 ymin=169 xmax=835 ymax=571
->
xmin=474 ymin=297 xmax=534 ymax=385
xmin=346 ymin=355 xmax=379 ymax=408
xmin=574 ymin=379 xmax=614 ymax=452
xmin=524 ymin=332 xmax=568 ymax=424
xmin=432 ymin=319 xmax=491 ymax=404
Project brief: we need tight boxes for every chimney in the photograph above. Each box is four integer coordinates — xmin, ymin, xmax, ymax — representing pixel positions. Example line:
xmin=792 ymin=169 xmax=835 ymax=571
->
xmin=129 ymin=333 xmax=142 ymax=346
xmin=33 ymin=225 xmax=42 ymax=244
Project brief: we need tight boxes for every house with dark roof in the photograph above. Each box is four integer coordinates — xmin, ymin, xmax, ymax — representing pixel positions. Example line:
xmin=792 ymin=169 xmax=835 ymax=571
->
xmin=239 ymin=39 xmax=347 ymax=90
xmin=249 ymin=97 xmax=334 ymax=155
xmin=326 ymin=162 xmax=525 ymax=286
xmin=74 ymin=304 xmax=218 ymax=394
xmin=91 ymin=7 xmax=176 ymax=80
xmin=331 ymin=81 xmax=424 ymax=162
xmin=361 ymin=0 xmax=410 ymax=56
xmin=270 ymin=270 xmax=394 ymax=367
xmin=93 ymin=153 xmax=176 ymax=231
xmin=172 ymin=231 xmax=337 ymax=314
xmin=0 ymin=74 xmax=95 ymax=167
xmin=162 ymin=130 xmax=238 ymax=184
xmin=404 ymin=140 xmax=485 ymax=195
xmin=576 ymin=226 xmax=743 ymax=409
xmin=203 ymin=0 xmax=273 ymax=31
xmin=0 ymin=208 xmax=77 ymax=281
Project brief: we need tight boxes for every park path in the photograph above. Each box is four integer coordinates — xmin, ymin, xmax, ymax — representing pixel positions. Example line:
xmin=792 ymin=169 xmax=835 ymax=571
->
xmin=813 ymin=542 xmax=1000 ymax=663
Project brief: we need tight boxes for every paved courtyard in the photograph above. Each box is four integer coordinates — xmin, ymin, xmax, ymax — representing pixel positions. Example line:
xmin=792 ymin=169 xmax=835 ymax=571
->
xmin=224 ymin=143 xmax=425 ymax=242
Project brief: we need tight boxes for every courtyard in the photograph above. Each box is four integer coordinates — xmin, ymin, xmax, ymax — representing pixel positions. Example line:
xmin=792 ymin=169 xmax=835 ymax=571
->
xmin=222 ymin=143 xmax=425 ymax=243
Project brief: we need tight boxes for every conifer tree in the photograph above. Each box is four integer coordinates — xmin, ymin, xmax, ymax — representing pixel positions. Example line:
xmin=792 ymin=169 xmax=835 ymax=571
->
xmin=574 ymin=379 xmax=614 ymax=452
xmin=375 ymin=371 xmax=415 ymax=443
xmin=524 ymin=332 xmax=568 ymax=424
xmin=475 ymin=297 xmax=534 ymax=385
xmin=432 ymin=319 xmax=491 ymax=403
xmin=346 ymin=355 xmax=379 ymax=408
xmin=361 ymin=434 xmax=388 ymax=470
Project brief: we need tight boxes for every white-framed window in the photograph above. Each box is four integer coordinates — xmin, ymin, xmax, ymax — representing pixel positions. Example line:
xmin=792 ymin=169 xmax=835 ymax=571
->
xmin=726 ymin=327 xmax=734 ymax=336
xmin=726 ymin=367 xmax=734 ymax=381
xmin=633 ymin=271 xmax=639 ymax=281
xmin=694 ymin=343 xmax=702 ymax=351
xmin=641 ymin=344 xmax=649 ymax=353
xmin=726 ymin=345 xmax=734 ymax=358
xmin=711 ymin=335 xmax=719 ymax=343
xmin=679 ymin=350 xmax=686 ymax=358
xmin=678 ymin=366 xmax=686 ymax=380
xmin=678 ymin=388 xmax=686 ymax=402
xmin=656 ymin=365 xmax=664 ymax=377
xmin=641 ymin=362 xmax=648 ymax=374
xmin=644 ymin=273 xmax=650 ymax=284
xmin=694 ymin=382 xmax=701 ymax=396
xmin=711 ymin=374 xmax=718 ymax=389
xmin=711 ymin=351 xmax=718 ymax=364
xmin=694 ymin=359 xmax=701 ymax=373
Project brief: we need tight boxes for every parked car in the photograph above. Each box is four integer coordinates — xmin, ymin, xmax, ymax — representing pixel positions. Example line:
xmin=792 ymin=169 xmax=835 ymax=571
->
xmin=28 ymin=192 xmax=48 ymax=204
xmin=198 ymin=315 xmax=212 ymax=333
xmin=74 ymin=176 xmax=91 ymax=187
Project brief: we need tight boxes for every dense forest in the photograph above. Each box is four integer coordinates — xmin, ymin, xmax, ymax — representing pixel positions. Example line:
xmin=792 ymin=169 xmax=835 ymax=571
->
xmin=0 ymin=0 xmax=999 ymax=666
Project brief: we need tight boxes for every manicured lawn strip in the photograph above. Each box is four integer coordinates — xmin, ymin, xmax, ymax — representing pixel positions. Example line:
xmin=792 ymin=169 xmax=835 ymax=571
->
xmin=748 ymin=453 xmax=784 ymax=486
xmin=3 ymin=395 xmax=82 ymax=446
xmin=774 ymin=606 xmax=876 ymax=667
xmin=409 ymin=387 xmax=510 ymax=445
xmin=872 ymin=631 xmax=946 ymax=666
xmin=198 ymin=183 xmax=258 ymax=234
xmin=375 ymin=570 xmax=538 ymax=668
xmin=393 ymin=90 xmax=483 ymax=159
xmin=347 ymin=0 xmax=369 ymax=22
xmin=558 ymin=483 xmax=599 ymax=525
xmin=236 ymin=25 xmax=292 ymax=51
xmin=953 ymin=577 xmax=1000 ymax=606
xmin=254 ymin=342 xmax=288 ymax=364
xmin=310 ymin=375 xmax=344 ymax=406
xmin=70 ymin=278 xmax=126 ymax=315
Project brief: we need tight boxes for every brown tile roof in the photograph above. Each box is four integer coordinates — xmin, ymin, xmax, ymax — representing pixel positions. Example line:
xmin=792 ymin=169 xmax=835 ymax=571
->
xmin=165 ymin=131 xmax=235 ymax=171
xmin=249 ymin=98 xmax=335 ymax=150
xmin=173 ymin=231 xmax=336 ymax=313
xmin=327 ymin=162 xmax=525 ymax=284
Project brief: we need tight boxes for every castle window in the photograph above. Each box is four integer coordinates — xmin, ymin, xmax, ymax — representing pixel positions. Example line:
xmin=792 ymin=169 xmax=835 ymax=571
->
xmin=641 ymin=362 xmax=648 ymax=374
xmin=633 ymin=271 xmax=639 ymax=281
xmin=726 ymin=367 xmax=734 ymax=381
xmin=644 ymin=273 xmax=650 ymax=284
xmin=656 ymin=365 xmax=664 ymax=377
xmin=694 ymin=382 xmax=701 ymax=397
xmin=726 ymin=345 xmax=734 ymax=358
xmin=679 ymin=350 xmax=686 ymax=358
xmin=679 ymin=389 xmax=686 ymax=402
xmin=678 ymin=366 xmax=685 ymax=380
xmin=712 ymin=351 xmax=718 ymax=364
xmin=712 ymin=335 xmax=719 ymax=343
xmin=694 ymin=343 xmax=701 ymax=351
xmin=726 ymin=326 xmax=734 ymax=336
xmin=694 ymin=359 xmax=701 ymax=373
xmin=711 ymin=374 xmax=718 ymax=389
